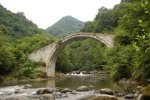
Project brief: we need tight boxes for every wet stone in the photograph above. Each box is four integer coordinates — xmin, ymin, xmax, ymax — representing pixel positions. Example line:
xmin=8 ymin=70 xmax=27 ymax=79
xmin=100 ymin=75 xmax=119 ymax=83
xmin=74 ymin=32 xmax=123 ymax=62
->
xmin=100 ymin=88 xmax=114 ymax=95
xmin=61 ymin=88 xmax=72 ymax=93
xmin=36 ymin=88 xmax=53 ymax=95
xmin=76 ymin=85 xmax=90 ymax=91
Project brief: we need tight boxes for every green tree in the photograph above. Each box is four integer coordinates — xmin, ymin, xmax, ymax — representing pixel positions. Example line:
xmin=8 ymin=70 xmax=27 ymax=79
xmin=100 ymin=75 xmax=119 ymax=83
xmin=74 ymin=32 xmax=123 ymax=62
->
xmin=0 ymin=27 xmax=16 ymax=75
xmin=56 ymin=39 xmax=106 ymax=72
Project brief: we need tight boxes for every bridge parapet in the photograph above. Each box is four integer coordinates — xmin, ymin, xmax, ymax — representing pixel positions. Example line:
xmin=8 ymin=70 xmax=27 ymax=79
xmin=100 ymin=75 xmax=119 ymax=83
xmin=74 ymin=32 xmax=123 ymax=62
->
xmin=60 ymin=33 xmax=113 ymax=47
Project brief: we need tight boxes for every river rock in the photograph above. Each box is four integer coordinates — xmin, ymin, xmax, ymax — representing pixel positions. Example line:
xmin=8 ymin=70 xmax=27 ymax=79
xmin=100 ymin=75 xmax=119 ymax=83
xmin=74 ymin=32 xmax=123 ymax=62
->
xmin=82 ymin=71 xmax=86 ymax=74
xmin=100 ymin=88 xmax=114 ymax=95
xmin=57 ymin=87 xmax=63 ymax=92
xmin=40 ymin=94 xmax=55 ymax=100
xmin=36 ymin=88 xmax=53 ymax=95
xmin=124 ymin=94 xmax=135 ymax=99
xmin=86 ymin=71 xmax=90 ymax=74
xmin=14 ymin=88 xmax=23 ymax=94
xmin=61 ymin=88 xmax=72 ymax=93
xmin=76 ymin=71 xmax=80 ymax=74
xmin=71 ymin=90 xmax=78 ymax=94
xmin=76 ymin=85 xmax=90 ymax=91
xmin=137 ymin=94 xmax=143 ymax=100
xmin=89 ymin=94 xmax=118 ymax=100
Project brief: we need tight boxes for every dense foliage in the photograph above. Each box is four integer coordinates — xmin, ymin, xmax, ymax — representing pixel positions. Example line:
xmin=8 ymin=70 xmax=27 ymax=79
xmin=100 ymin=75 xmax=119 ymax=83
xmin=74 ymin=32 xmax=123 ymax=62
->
xmin=81 ymin=7 xmax=120 ymax=33
xmin=109 ymin=0 xmax=150 ymax=81
xmin=0 ymin=5 xmax=55 ymax=79
xmin=58 ymin=0 xmax=150 ymax=82
xmin=0 ymin=26 xmax=54 ymax=78
xmin=46 ymin=16 xmax=85 ymax=38
xmin=56 ymin=39 xmax=106 ymax=73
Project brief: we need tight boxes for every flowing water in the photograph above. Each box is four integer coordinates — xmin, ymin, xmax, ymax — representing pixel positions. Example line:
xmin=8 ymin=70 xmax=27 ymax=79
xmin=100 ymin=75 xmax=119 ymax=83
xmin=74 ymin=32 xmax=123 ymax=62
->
xmin=0 ymin=74 xmax=126 ymax=90
xmin=0 ymin=74 xmax=138 ymax=100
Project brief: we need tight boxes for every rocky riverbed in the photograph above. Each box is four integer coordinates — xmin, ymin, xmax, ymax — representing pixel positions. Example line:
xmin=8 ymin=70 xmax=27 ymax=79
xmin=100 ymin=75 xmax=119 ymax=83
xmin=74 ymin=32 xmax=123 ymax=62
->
xmin=0 ymin=73 xmax=149 ymax=100
xmin=0 ymin=84 xmax=147 ymax=100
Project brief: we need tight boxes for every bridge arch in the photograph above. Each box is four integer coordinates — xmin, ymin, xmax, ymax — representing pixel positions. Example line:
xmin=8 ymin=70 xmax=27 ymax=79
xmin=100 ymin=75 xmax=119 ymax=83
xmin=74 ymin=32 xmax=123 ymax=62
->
xmin=29 ymin=33 xmax=114 ymax=77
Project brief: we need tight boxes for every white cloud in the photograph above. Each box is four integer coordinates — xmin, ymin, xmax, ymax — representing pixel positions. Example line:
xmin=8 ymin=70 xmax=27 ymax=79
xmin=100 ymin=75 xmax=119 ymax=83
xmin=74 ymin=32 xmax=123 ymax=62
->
xmin=0 ymin=0 xmax=121 ymax=29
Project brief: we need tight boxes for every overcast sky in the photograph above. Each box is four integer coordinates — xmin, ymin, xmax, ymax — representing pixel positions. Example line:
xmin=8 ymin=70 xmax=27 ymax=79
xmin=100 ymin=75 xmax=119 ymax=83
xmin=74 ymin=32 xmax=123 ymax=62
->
xmin=0 ymin=0 xmax=121 ymax=29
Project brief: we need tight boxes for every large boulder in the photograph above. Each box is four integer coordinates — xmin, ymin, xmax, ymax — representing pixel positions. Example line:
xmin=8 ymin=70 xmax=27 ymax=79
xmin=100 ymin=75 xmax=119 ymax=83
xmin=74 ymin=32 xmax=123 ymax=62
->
xmin=100 ymin=88 xmax=114 ymax=95
xmin=36 ymin=88 xmax=53 ymax=95
xmin=89 ymin=95 xmax=118 ymax=100
xmin=76 ymin=85 xmax=90 ymax=91
xmin=61 ymin=88 xmax=72 ymax=93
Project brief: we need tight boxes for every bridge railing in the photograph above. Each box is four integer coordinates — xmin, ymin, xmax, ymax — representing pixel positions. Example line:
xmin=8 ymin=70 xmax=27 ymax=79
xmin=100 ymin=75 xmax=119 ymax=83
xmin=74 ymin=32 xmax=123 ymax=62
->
xmin=56 ymin=33 xmax=113 ymax=47
xmin=60 ymin=33 xmax=98 ymax=43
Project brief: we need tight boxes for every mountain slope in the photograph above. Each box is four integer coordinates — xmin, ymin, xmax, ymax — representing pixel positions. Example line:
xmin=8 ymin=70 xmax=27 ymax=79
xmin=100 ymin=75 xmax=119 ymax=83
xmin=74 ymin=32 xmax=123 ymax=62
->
xmin=46 ymin=16 xmax=84 ymax=37
xmin=0 ymin=4 xmax=44 ymax=38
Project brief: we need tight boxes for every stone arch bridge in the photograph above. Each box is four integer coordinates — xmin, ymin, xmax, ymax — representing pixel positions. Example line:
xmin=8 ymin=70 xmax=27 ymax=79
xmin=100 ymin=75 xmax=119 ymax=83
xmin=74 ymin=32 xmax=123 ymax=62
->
xmin=29 ymin=33 xmax=114 ymax=77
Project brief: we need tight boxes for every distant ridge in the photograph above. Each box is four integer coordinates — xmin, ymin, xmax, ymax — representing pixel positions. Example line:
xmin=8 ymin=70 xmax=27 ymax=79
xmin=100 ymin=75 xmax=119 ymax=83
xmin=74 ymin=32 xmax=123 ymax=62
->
xmin=46 ymin=16 xmax=84 ymax=37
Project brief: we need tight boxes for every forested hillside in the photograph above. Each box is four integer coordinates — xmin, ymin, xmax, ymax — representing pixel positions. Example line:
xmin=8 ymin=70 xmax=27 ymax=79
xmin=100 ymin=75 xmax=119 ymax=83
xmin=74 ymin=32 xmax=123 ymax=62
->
xmin=46 ymin=16 xmax=84 ymax=38
xmin=0 ymin=4 xmax=55 ymax=80
xmin=0 ymin=4 xmax=45 ymax=38
xmin=57 ymin=0 xmax=150 ymax=82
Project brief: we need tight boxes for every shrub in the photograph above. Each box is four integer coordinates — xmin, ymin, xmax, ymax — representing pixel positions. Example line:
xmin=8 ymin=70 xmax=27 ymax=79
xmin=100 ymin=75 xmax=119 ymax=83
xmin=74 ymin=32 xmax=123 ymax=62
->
xmin=32 ymin=71 xmax=48 ymax=78
xmin=15 ymin=60 xmax=36 ymax=78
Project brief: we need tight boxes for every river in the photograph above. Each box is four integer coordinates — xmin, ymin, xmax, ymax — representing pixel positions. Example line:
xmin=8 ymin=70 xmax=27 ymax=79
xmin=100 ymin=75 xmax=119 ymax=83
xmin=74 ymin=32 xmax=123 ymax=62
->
xmin=1 ymin=74 xmax=123 ymax=89
xmin=0 ymin=74 xmax=137 ymax=100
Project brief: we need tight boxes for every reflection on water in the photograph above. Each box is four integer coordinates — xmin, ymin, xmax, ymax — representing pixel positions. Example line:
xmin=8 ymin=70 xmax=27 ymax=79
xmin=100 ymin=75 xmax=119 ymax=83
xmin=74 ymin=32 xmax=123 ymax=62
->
xmin=30 ymin=79 xmax=56 ymax=88
xmin=0 ymin=74 xmax=126 ymax=90
xmin=56 ymin=74 xmax=116 ymax=89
